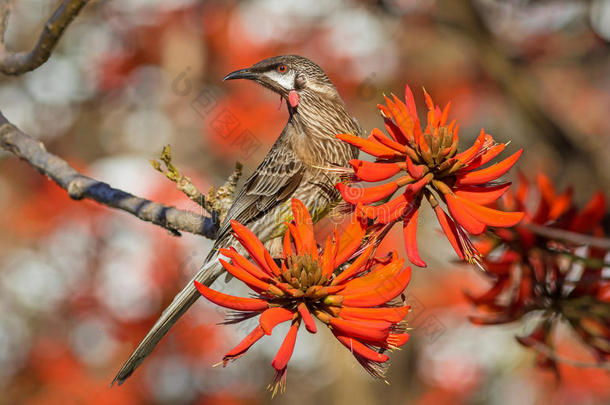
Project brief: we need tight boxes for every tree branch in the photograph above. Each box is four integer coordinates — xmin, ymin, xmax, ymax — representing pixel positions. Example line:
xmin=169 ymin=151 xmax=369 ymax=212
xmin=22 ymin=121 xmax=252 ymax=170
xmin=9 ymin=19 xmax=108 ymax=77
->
xmin=520 ymin=336 xmax=610 ymax=371
xmin=0 ymin=111 xmax=220 ymax=238
xmin=525 ymin=223 xmax=610 ymax=250
xmin=0 ymin=0 xmax=89 ymax=75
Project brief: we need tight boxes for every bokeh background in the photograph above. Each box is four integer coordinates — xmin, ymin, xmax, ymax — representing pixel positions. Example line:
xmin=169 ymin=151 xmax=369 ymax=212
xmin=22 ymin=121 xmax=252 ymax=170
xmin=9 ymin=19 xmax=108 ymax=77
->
xmin=0 ymin=0 xmax=609 ymax=404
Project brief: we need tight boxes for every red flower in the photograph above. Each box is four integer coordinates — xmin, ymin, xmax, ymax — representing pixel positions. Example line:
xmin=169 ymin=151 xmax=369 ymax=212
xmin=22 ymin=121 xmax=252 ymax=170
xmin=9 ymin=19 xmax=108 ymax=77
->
xmin=468 ymin=174 xmax=610 ymax=371
xmin=195 ymin=199 xmax=411 ymax=395
xmin=336 ymin=86 xmax=524 ymax=267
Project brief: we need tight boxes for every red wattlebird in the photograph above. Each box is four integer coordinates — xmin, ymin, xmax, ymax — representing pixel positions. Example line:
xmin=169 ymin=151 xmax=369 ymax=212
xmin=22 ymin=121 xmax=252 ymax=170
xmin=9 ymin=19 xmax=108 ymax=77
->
xmin=113 ymin=55 xmax=361 ymax=384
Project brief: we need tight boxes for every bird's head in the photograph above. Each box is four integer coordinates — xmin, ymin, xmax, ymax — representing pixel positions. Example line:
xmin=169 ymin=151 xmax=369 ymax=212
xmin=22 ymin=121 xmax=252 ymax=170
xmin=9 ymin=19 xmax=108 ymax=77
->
xmin=223 ymin=55 xmax=336 ymax=108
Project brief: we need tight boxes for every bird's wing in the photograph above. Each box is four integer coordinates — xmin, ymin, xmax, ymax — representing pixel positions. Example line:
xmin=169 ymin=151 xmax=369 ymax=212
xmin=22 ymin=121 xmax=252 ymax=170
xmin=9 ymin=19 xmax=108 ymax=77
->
xmin=214 ymin=134 xmax=305 ymax=245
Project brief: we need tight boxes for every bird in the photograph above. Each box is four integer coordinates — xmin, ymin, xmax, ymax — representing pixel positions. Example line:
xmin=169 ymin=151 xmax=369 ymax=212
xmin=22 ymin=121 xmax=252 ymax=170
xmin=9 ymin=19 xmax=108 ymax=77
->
xmin=112 ymin=55 xmax=362 ymax=385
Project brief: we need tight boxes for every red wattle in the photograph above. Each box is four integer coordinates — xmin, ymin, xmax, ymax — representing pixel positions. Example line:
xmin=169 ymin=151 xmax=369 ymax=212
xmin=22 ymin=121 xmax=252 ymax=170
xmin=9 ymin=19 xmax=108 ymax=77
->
xmin=288 ymin=90 xmax=299 ymax=108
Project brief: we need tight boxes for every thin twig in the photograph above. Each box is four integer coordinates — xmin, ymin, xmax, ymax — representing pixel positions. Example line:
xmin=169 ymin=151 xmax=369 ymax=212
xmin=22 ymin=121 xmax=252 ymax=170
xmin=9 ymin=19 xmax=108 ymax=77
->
xmin=151 ymin=144 xmax=209 ymax=210
xmin=0 ymin=0 xmax=89 ymax=75
xmin=150 ymin=144 xmax=243 ymax=223
xmin=525 ymin=223 xmax=610 ymax=250
xmin=0 ymin=111 xmax=220 ymax=238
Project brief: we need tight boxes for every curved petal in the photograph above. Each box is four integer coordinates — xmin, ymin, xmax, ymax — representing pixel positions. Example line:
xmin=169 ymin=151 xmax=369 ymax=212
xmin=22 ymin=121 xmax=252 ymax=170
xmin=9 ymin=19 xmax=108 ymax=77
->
xmin=334 ymin=334 xmax=389 ymax=363
xmin=456 ymin=143 xmax=505 ymax=173
xmin=453 ymin=183 xmax=511 ymax=205
xmin=452 ymin=194 xmax=524 ymax=227
xmin=321 ymin=234 xmax=338 ymax=278
xmin=336 ymin=133 xmax=400 ymax=159
xmin=361 ymin=192 xmax=411 ymax=224
xmin=370 ymin=127 xmax=407 ymax=153
xmin=282 ymin=231 xmax=293 ymax=259
xmin=340 ymin=258 xmax=404 ymax=295
xmin=334 ymin=210 xmax=367 ymax=267
xmin=350 ymin=159 xmax=401 ymax=182
xmin=271 ymin=321 xmax=300 ymax=371
xmin=445 ymin=194 xmax=487 ymax=235
xmin=333 ymin=244 xmax=375 ymax=285
xmin=454 ymin=129 xmax=485 ymax=164
xmin=455 ymin=149 xmax=523 ymax=186
xmin=386 ymin=95 xmax=416 ymax=144
xmin=194 ymin=281 xmax=269 ymax=311
xmin=231 ymin=220 xmax=279 ymax=275
xmin=223 ymin=326 xmax=265 ymax=365
xmin=291 ymin=199 xmax=317 ymax=259
xmin=403 ymin=204 xmax=426 ymax=267
xmin=384 ymin=119 xmax=408 ymax=145
xmin=219 ymin=258 xmax=271 ymax=292
xmin=329 ymin=317 xmax=390 ymax=343
xmin=432 ymin=205 xmax=465 ymax=260
xmin=219 ymin=247 xmax=271 ymax=281
xmin=406 ymin=156 xmax=425 ymax=179
xmin=336 ymin=182 xmax=398 ymax=205
xmin=338 ymin=305 xmax=410 ymax=323
xmin=297 ymin=303 xmax=317 ymax=333
xmin=260 ymin=307 xmax=295 ymax=335
xmin=341 ymin=266 xmax=412 ymax=307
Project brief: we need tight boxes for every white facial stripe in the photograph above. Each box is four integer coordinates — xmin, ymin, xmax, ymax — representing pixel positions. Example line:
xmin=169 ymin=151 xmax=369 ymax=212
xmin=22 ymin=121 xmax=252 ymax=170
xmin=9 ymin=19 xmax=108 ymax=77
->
xmin=263 ymin=70 xmax=296 ymax=90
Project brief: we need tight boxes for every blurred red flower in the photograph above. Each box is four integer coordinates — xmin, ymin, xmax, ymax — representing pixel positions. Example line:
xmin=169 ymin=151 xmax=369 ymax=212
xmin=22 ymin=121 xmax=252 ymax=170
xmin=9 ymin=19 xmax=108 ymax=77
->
xmin=468 ymin=174 xmax=610 ymax=372
xmin=336 ymin=85 xmax=524 ymax=267
xmin=195 ymin=199 xmax=411 ymax=395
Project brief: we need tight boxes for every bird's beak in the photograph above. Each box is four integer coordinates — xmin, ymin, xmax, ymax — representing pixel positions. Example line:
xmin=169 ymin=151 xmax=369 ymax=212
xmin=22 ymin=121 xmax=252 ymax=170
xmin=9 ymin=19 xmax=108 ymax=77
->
xmin=223 ymin=68 xmax=257 ymax=81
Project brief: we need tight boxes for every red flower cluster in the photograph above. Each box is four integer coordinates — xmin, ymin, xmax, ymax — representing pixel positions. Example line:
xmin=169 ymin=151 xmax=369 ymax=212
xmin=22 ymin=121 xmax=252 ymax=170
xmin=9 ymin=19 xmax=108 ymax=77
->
xmin=468 ymin=174 xmax=610 ymax=371
xmin=336 ymin=86 xmax=524 ymax=267
xmin=195 ymin=199 xmax=411 ymax=395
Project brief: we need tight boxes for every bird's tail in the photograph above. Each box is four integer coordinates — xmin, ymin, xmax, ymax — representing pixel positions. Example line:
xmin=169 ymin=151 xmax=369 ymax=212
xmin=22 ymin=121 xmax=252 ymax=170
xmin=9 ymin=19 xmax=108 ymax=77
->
xmin=111 ymin=255 xmax=223 ymax=386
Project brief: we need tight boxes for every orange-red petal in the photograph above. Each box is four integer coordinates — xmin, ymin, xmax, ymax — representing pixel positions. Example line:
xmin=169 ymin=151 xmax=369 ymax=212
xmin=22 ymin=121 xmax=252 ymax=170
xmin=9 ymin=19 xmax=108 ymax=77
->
xmin=341 ymin=266 xmax=411 ymax=307
xmin=231 ymin=220 xmax=277 ymax=275
xmin=433 ymin=205 xmax=465 ymax=260
xmin=454 ymin=129 xmax=485 ymax=164
xmin=452 ymin=194 xmax=524 ymax=228
xmin=455 ymin=149 xmax=523 ymax=186
xmin=297 ymin=303 xmax=317 ymax=333
xmin=333 ymin=244 xmax=375 ymax=285
xmin=260 ymin=307 xmax=295 ymax=335
xmin=403 ymin=205 xmax=426 ymax=267
xmin=457 ymin=143 xmax=506 ymax=173
xmin=219 ymin=258 xmax=271 ymax=292
xmin=219 ymin=247 xmax=271 ymax=281
xmin=338 ymin=305 xmax=410 ymax=323
xmin=336 ymin=133 xmax=400 ymax=159
xmin=341 ymin=258 xmax=404 ymax=295
xmin=223 ymin=326 xmax=265 ymax=364
xmin=453 ymin=183 xmax=511 ymax=205
xmin=370 ymin=127 xmax=407 ymax=153
xmin=291 ymin=199 xmax=317 ymax=259
xmin=271 ymin=321 xmax=300 ymax=371
xmin=336 ymin=182 xmax=398 ymax=205
xmin=349 ymin=159 xmax=401 ymax=182
xmin=445 ymin=194 xmax=487 ymax=235
xmin=361 ymin=192 xmax=411 ymax=224
xmin=334 ymin=211 xmax=367 ymax=267
xmin=334 ymin=334 xmax=389 ymax=363
xmin=194 ymin=281 xmax=269 ymax=311
xmin=329 ymin=317 xmax=390 ymax=342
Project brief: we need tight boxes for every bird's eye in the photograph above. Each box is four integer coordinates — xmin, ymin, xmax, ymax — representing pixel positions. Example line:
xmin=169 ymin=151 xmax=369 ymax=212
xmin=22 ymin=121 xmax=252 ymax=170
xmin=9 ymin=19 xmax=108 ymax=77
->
xmin=276 ymin=64 xmax=288 ymax=74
